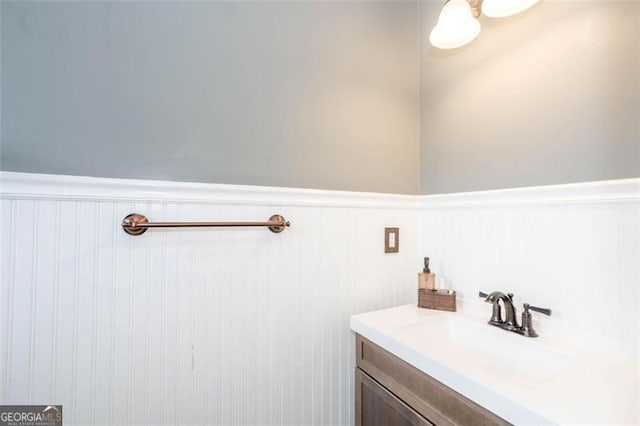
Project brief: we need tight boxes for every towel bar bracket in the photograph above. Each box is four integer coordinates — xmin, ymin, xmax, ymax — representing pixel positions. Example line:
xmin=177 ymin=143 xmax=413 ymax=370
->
xmin=266 ymin=215 xmax=289 ymax=233
xmin=122 ymin=213 xmax=149 ymax=235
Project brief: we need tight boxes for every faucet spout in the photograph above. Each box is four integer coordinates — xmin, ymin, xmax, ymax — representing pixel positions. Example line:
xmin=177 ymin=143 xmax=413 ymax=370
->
xmin=485 ymin=291 xmax=519 ymax=330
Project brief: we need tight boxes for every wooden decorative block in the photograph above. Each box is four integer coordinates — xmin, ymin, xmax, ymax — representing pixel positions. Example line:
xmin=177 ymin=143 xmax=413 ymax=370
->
xmin=418 ymin=289 xmax=457 ymax=312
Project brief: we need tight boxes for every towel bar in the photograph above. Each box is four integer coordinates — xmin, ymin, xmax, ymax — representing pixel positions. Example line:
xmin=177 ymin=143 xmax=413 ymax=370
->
xmin=121 ymin=213 xmax=290 ymax=236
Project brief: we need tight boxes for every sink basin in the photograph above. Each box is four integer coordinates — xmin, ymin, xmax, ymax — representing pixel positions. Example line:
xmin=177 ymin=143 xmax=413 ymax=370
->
xmin=394 ymin=314 xmax=575 ymax=388
xmin=351 ymin=305 xmax=639 ymax=424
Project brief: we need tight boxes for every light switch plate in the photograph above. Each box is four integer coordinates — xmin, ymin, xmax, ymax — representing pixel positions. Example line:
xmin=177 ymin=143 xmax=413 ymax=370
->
xmin=384 ymin=227 xmax=399 ymax=253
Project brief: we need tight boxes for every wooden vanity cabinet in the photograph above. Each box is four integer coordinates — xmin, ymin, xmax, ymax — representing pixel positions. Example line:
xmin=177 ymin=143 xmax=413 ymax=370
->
xmin=355 ymin=334 xmax=511 ymax=426
xmin=356 ymin=368 xmax=433 ymax=426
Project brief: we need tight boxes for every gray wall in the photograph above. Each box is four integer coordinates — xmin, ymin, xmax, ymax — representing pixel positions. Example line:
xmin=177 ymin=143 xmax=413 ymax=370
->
xmin=420 ymin=0 xmax=640 ymax=194
xmin=3 ymin=1 xmax=639 ymax=195
xmin=1 ymin=1 xmax=420 ymax=194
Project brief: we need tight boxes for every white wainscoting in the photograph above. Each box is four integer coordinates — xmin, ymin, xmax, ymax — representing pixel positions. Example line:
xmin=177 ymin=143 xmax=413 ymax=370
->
xmin=2 ymin=173 xmax=639 ymax=425
xmin=420 ymin=179 xmax=640 ymax=359
xmin=0 ymin=172 xmax=420 ymax=425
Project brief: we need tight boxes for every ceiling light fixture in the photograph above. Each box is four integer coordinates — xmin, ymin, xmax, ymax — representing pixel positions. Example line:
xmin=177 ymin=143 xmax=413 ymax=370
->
xmin=429 ymin=0 xmax=540 ymax=49
xmin=429 ymin=0 xmax=481 ymax=50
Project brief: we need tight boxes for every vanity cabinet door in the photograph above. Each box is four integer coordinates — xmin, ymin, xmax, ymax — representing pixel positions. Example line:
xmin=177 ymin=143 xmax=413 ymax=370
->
xmin=356 ymin=334 xmax=510 ymax=426
xmin=356 ymin=368 xmax=433 ymax=426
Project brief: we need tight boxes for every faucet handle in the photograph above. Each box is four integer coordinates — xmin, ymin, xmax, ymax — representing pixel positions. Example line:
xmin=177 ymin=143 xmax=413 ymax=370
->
xmin=478 ymin=291 xmax=494 ymax=304
xmin=524 ymin=303 xmax=552 ymax=316
xmin=520 ymin=303 xmax=552 ymax=337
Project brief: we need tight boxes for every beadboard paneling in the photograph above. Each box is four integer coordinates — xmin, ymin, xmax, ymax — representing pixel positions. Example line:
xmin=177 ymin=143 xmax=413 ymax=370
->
xmin=420 ymin=195 xmax=640 ymax=358
xmin=0 ymin=175 xmax=420 ymax=425
xmin=2 ymin=173 xmax=638 ymax=425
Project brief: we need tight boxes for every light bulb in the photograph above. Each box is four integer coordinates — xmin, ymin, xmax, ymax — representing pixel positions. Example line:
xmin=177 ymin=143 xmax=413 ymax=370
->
xmin=482 ymin=0 xmax=539 ymax=18
xmin=429 ymin=0 xmax=481 ymax=49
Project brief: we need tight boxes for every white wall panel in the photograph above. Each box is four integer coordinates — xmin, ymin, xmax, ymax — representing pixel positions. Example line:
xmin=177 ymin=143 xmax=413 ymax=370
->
xmin=0 ymin=173 xmax=419 ymax=425
xmin=420 ymin=186 xmax=640 ymax=359
xmin=2 ymin=172 xmax=638 ymax=425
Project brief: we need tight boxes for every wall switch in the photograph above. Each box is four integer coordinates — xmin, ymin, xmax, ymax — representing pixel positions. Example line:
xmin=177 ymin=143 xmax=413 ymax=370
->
xmin=384 ymin=227 xmax=399 ymax=253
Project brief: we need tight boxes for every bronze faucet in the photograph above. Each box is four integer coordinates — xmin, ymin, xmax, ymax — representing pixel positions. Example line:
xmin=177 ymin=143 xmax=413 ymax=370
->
xmin=479 ymin=291 xmax=551 ymax=338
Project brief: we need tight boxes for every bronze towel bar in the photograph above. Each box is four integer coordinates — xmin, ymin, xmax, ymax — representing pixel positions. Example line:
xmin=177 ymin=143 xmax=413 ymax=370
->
xmin=121 ymin=213 xmax=290 ymax=236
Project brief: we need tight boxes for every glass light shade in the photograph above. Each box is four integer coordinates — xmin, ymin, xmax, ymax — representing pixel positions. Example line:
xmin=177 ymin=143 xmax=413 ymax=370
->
xmin=482 ymin=0 xmax=539 ymax=18
xmin=429 ymin=0 xmax=481 ymax=49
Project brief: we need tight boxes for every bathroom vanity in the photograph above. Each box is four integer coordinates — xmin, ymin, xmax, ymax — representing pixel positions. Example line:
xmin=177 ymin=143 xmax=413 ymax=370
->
xmin=351 ymin=305 xmax=639 ymax=425
xmin=355 ymin=334 xmax=508 ymax=425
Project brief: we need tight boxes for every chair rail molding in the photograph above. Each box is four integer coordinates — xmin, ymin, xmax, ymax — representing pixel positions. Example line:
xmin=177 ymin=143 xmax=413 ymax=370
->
xmin=2 ymin=171 xmax=638 ymax=208
xmin=420 ymin=178 xmax=639 ymax=208
xmin=0 ymin=172 xmax=419 ymax=210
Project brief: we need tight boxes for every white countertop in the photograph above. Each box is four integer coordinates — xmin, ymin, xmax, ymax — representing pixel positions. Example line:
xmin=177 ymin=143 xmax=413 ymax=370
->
xmin=350 ymin=304 xmax=639 ymax=425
